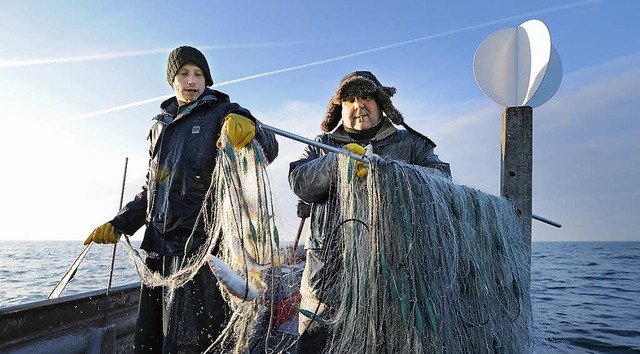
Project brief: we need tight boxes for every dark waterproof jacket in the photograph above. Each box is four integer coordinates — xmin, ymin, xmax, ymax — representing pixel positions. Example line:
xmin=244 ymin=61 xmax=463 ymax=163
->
xmin=288 ymin=118 xmax=450 ymax=302
xmin=110 ymin=88 xmax=278 ymax=256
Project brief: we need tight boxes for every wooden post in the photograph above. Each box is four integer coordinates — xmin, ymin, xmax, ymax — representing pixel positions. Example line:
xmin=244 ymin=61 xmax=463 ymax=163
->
xmin=501 ymin=106 xmax=533 ymax=330
xmin=500 ymin=106 xmax=533 ymax=246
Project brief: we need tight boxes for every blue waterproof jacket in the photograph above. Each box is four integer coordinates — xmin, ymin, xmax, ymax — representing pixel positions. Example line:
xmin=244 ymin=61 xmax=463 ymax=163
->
xmin=111 ymin=88 xmax=278 ymax=256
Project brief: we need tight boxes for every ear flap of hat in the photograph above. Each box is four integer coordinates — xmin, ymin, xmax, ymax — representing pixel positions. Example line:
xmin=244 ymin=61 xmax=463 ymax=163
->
xmin=321 ymin=101 xmax=342 ymax=132
xmin=375 ymin=89 xmax=404 ymax=125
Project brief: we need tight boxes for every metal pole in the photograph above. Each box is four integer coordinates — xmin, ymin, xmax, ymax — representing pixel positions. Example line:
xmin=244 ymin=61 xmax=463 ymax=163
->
xmin=291 ymin=218 xmax=306 ymax=264
xmin=47 ymin=243 xmax=93 ymax=299
xmin=261 ymin=124 xmax=367 ymax=162
xmin=104 ymin=157 xmax=128 ymax=325
xmin=532 ymin=213 xmax=561 ymax=228
xmin=264 ymin=123 xmax=559 ymax=228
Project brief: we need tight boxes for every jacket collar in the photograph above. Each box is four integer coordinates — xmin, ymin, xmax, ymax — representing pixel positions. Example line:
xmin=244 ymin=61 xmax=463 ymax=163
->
xmin=157 ymin=88 xmax=229 ymax=123
xmin=330 ymin=117 xmax=397 ymax=144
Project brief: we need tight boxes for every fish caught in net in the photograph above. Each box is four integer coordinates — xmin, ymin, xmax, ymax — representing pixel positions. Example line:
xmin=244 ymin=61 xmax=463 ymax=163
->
xmin=118 ymin=129 xmax=532 ymax=353
xmin=118 ymin=130 xmax=303 ymax=354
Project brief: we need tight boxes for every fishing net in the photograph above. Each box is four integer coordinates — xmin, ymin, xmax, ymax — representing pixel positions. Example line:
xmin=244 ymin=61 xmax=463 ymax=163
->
xmin=118 ymin=131 xmax=302 ymax=353
xmin=200 ymin=133 xmax=301 ymax=353
xmin=317 ymin=155 xmax=533 ymax=353
xmin=118 ymin=128 xmax=532 ymax=353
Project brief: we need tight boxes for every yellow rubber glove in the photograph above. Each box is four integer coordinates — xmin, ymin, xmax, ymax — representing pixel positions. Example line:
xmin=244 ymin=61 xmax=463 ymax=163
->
xmin=217 ymin=113 xmax=256 ymax=149
xmin=83 ymin=222 xmax=120 ymax=245
xmin=343 ymin=143 xmax=377 ymax=178
xmin=343 ymin=143 xmax=366 ymax=155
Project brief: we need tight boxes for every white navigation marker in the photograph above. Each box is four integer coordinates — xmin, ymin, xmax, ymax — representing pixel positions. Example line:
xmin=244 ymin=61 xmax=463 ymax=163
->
xmin=473 ymin=19 xmax=562 ymax=108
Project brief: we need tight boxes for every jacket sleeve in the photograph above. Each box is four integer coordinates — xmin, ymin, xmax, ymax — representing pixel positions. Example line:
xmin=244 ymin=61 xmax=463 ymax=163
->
xmin=288 ymin=139 xmax=338 ymax=203
xmin=109 ymin=187 xmax=147 ymax=236
xmin=412 ymin=136 xmax=452 ymax=178
xmin=254 ymin=121 xmax=279 ymax=164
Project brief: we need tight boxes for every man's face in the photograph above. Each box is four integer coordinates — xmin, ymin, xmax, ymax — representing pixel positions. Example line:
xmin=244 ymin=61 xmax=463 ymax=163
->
xmin=341 ymin=95 xmax=382 ymax=131
xmin=173 ymin=63 xmax=206 ymax=106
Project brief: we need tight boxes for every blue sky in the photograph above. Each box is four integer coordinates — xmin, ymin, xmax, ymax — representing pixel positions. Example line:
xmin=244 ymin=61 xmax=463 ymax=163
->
xmin=0 ymin=0 xmax=637 ymax=242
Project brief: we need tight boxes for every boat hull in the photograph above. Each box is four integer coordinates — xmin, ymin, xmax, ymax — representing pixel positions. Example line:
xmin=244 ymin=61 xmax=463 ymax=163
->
xmin=0 ymin=283 xmax=140 ymax=354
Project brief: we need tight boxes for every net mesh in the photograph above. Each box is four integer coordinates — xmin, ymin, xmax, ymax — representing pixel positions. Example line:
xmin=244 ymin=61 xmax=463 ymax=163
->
xmin=320 ymin=156 xmax=532 ymax=353
xmin=119 ymin=132 xmax=301 ymax=353
xmin=118 ymin=131 xmax=532 ymax=353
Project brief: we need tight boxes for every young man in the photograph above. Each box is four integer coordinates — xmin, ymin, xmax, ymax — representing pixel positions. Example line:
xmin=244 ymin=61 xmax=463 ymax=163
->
xmin=84 ymin=46 xmax=279 ymax=353
xmin=288 ymin=71 xmax=450 ymax=353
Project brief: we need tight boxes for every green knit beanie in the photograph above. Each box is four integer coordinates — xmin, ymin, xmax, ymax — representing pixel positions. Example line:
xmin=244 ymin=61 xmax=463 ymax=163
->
xmin=166 ymin=46 xmax=213 ymax=87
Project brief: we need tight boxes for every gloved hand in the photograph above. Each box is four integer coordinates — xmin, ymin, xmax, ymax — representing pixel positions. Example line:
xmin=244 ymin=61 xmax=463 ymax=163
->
xmin=83 ymin=222 xmax=120 ymax=245
xmin=343 ymin=143 xmax=377 ymax=178
xmin=343 ymin=143 xmax=366 ymax=156
xmin=217 ymin=113 xmax=256 ymax=149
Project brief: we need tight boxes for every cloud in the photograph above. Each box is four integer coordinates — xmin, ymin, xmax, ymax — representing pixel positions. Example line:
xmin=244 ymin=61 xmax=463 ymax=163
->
xmin=41 ymin=0 xmax=601 ymax=125
xmin=529 ymin=55 xmax=640 ymax=241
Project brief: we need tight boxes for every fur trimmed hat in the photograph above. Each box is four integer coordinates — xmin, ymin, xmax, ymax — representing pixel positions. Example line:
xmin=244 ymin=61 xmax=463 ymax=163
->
xmin=321 ymin=71 xmax=404 ymax=132
xmin=166 ymin=46 xmax=214 ymax=87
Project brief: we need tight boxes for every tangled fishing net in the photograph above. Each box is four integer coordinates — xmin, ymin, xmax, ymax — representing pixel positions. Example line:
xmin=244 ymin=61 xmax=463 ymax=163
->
xmin=200 ymin=134 xmax=302 ymax=353
xmin=119 ymin=131 xmax=302 ymax=353
xmin=317 ymin=155 xmax=533 ymax=353
xmin=118 ymin=128 xmax=532 ymax=353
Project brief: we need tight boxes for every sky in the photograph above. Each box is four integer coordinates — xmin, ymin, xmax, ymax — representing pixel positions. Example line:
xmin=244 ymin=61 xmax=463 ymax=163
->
xmin=0 ymin=0 xmax=637 ymax=243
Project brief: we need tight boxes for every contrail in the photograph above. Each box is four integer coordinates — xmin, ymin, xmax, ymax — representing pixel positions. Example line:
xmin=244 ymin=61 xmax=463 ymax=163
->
xmin=53 ymin=95 xmax=174 ymax=125
xmin=55 ymin=0 xmax=598 ymax=125
xmin=0 ymin=42 xmax=311 ymax=68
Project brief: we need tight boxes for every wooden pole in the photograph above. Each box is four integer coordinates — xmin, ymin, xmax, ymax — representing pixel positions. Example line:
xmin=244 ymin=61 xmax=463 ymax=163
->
xmin=501 ymin=106 xmax=534 ymax=330
xmin=500 ymin=106 xmax=533 ymax=246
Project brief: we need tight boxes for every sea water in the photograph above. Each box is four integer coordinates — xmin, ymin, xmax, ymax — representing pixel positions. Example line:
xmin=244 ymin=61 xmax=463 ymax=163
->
xmin=531 ymin=242 xmax=640 ymax=353
xmin=1 ymin=241 xmax=638 ymax=353
xmin=0 ymin=241 xmax=140 ymax=307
